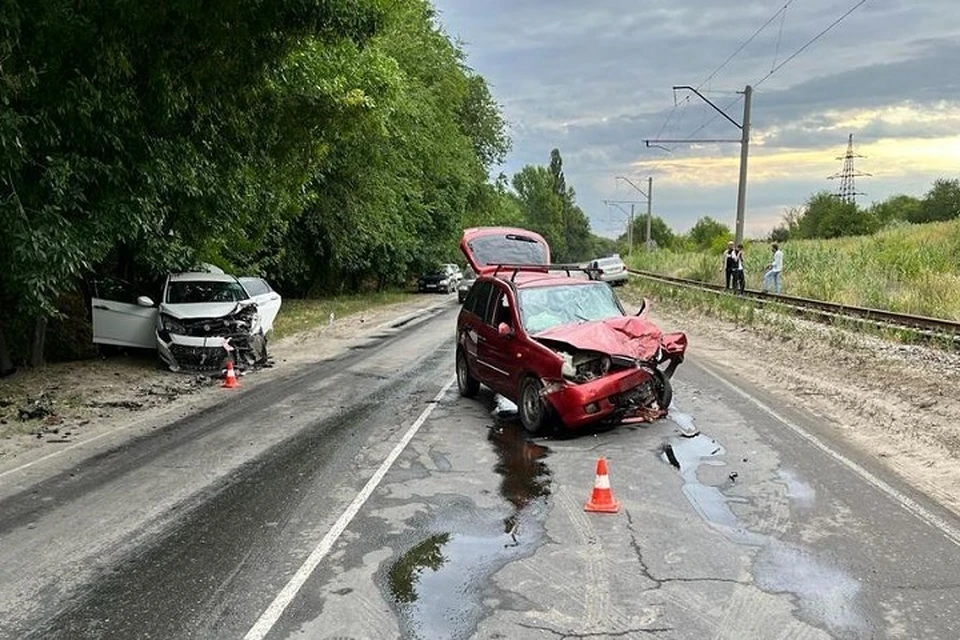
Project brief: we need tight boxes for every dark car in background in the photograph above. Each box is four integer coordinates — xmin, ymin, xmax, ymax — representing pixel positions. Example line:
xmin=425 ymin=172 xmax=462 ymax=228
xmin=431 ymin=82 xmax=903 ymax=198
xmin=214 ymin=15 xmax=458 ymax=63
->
xmin=417 ymin=263 xmax=461 ymax=293
xmin=457 ymin=267 xmax=477 ymax=303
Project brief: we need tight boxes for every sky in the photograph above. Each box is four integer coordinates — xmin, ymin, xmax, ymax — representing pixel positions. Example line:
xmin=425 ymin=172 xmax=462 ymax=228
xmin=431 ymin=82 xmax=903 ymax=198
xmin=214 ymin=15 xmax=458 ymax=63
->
xmin=430 ymin=0 xmax=960 ymax=239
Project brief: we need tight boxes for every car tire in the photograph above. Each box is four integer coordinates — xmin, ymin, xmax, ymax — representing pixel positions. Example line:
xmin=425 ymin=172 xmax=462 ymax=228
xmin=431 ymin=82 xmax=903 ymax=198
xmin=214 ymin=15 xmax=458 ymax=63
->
xmin=518 ymin=376 xmax=551 ymax=435
xmin=655 ymin=369 xmax=673 ymax=410
xmin=456 ymin=348 xmax=480 ymax=398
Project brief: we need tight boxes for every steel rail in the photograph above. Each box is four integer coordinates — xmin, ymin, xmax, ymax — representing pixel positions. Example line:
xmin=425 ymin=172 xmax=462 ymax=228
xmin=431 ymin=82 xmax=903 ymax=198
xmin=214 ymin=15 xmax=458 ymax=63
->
xmin=628 ymin=269 xmax=960 ymax=341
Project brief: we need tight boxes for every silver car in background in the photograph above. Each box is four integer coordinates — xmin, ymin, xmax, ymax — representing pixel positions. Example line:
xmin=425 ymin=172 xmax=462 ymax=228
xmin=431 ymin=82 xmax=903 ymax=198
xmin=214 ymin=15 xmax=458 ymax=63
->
xmin=587 ymin=256 xmax=629 ymax=286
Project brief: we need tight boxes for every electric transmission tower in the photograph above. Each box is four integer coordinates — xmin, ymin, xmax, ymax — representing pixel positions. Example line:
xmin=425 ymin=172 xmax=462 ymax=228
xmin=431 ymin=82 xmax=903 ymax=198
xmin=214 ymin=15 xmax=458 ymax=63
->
xmin=827 ymin=133 xmax=870 ymax=203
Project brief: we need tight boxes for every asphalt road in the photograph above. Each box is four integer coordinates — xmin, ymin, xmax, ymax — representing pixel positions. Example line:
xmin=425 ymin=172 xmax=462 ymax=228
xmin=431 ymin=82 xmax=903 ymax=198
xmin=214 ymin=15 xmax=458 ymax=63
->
xmin=1 ymin=297 xmax=959 ymax=639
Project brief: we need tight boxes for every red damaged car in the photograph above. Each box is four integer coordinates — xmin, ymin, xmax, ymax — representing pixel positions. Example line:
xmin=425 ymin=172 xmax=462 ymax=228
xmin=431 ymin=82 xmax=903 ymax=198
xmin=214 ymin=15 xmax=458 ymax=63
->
xmin=455 ymin=227 xmax=687 ymax=434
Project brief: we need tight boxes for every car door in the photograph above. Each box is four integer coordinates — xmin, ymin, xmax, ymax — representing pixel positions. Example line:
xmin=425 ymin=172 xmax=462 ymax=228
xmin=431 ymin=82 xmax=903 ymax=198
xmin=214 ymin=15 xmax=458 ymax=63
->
xmin=458 ymin=280 xmax=493 ymax=381
xmin=476 ymin=283 xmax=521 ymax=397
xmin=90 ymin=278 xmax=158 ymax=349
xmin=243 ymin=278 xmax=282 ymax=333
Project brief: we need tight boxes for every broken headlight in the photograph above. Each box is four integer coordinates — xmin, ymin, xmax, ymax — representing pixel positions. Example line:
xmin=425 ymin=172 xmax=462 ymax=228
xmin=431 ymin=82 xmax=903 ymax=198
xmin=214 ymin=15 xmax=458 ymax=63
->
xmin=161 ymin=314 xmax=186 ymax=335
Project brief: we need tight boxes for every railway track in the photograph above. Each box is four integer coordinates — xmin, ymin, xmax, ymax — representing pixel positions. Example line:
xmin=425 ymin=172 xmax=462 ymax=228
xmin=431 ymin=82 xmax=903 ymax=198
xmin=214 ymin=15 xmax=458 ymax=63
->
xmin=628 ymin=269 xmax=960 ymax=344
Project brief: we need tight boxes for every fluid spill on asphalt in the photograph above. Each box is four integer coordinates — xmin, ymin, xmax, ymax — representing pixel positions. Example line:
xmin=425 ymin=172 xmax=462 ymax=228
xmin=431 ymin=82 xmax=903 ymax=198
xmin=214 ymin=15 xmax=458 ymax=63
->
xmin=385 ymin=400 xmax=550 ymax=640
xmin=662 ymin=408 xmax=864 ymax=634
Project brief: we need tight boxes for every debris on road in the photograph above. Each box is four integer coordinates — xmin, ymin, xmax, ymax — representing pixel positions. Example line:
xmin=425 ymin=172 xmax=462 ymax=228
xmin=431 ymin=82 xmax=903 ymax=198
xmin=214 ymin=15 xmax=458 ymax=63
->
xmin=18 ymin=395 xmax=55 ymax=421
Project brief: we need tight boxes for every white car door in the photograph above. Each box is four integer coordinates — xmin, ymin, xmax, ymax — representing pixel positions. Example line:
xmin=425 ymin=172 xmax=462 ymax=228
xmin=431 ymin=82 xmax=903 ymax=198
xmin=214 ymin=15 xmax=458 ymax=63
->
xmin=91 ymin=298 xmax=158 ymax=348
xmin=242 ymin=278 xmax=282 ymax=333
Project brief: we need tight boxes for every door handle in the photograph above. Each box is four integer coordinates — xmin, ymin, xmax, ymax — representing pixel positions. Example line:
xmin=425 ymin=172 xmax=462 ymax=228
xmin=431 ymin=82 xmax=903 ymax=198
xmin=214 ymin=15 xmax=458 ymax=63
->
xmin=93 ymin=304 xmax=109 ymax=310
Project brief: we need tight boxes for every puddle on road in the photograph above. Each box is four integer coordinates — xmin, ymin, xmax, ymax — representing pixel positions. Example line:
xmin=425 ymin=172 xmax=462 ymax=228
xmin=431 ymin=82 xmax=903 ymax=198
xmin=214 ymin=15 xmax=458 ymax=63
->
xmin=386 ymin=398 xmax=550 ymax=640
xmin=661 ymin=409 xmax=864 ymax=634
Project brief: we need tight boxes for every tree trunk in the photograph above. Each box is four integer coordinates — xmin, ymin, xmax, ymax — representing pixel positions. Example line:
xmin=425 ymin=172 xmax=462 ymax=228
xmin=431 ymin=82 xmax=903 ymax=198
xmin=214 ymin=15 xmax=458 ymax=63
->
xmin=29 ymin=316 xmax=47 ymax=368
xmin=0 ymin=320 xmax=14 ymax=374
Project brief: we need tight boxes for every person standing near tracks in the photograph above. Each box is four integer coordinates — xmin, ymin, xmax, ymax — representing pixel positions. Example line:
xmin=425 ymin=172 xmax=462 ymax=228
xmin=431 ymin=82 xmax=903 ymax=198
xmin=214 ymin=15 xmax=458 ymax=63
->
xmin=762 ymin=243 xmax=784 ymax=294
xmin=723 ymin=241 xmax=738 ymax=289
xmin=734 ymin=243 xmax=746 ymax=294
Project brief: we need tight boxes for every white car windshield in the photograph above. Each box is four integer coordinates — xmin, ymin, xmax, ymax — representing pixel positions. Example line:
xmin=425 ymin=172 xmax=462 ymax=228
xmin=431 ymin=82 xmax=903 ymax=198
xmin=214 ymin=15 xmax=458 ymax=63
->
xmin=166 ymin=281 xmax=249 ymax=304
xmin=518 ymin=283 xmax=623 ymax=333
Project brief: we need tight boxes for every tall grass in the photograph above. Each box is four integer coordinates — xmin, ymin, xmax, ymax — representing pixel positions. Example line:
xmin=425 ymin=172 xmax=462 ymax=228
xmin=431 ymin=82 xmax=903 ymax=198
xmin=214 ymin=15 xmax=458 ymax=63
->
xmin=628 ymin=220 xmax=960 ymax=320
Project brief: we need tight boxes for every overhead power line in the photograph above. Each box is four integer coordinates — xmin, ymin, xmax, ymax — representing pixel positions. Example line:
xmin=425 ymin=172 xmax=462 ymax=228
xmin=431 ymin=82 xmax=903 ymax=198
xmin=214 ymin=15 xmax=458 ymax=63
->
xmin=754 ymin=0 xmax=871 ymax=88
xmin=696 ymin=0 xmax=799 ymax=90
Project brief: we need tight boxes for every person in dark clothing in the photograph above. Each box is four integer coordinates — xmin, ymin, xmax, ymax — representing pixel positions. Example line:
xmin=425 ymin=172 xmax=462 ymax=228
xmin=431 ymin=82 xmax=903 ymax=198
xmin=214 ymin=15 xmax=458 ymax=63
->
xmin=723 ymin=241 xmax=737 ymax=289
xmin=733 ymin=243 xmax=746 ymax=293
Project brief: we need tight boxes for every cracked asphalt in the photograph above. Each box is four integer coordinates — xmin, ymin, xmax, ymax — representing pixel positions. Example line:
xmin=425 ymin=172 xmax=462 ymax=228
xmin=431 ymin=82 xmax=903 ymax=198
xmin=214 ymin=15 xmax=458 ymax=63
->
xmin=1 ymin=298 xmax=960 ymax=639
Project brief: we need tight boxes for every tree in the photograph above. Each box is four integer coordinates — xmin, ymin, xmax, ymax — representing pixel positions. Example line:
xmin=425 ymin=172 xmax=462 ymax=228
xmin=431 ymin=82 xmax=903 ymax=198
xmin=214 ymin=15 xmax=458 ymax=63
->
xmin=0 ymin=0 xmax=513 ymax=365
xmin=918 ymin=179 xmax=960 ymax=222
xmin=687 ymin=217 xmax=731 ymax=251
xmin=796 ymin=192 xmax=878 ymax=239
xmin=621 ymin=215 xmax=676 ymax=250
xmin=869 ymin=194 xmax=921 ymax=225
xmin=511 ymin=151 xmax=594 ymax=263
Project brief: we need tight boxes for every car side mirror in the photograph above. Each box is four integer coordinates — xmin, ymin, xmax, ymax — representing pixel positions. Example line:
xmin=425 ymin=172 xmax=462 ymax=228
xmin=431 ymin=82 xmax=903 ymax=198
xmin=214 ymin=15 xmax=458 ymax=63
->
xmin=497 ymin=322 xmax=513 ymax=337
xmin=137 ymin=296 xmax=156 ymax=307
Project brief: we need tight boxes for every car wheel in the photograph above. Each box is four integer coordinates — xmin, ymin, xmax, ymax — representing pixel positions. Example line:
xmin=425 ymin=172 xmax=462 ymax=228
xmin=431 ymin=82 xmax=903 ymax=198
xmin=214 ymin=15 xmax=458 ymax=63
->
xmin=518 ymin=376 xmax=550 ymax=435
xmin=456 ymin=348 xmax=480 ymax=398
xmin=655 ymin=369 xmax=673 ymax=410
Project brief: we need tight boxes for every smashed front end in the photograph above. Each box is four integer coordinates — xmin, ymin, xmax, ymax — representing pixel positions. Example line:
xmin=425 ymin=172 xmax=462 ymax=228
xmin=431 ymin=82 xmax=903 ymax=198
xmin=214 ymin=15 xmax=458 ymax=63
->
xmin=534 ymin=316 xmax=687 ymax=428
xmin=156 ymin=302 xmax=267 ymax=372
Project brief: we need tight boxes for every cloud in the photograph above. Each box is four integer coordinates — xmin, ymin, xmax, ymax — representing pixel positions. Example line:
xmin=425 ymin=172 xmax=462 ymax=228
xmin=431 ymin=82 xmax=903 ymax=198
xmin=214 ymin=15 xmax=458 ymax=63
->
xmin=432 ymin=0 xmax=960 ymax=238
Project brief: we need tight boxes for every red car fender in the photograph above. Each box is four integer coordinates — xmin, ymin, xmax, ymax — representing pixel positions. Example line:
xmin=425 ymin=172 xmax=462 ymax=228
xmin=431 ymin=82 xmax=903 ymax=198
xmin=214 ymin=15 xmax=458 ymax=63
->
xmin=661 ymin=331 xmax=687 ymax=357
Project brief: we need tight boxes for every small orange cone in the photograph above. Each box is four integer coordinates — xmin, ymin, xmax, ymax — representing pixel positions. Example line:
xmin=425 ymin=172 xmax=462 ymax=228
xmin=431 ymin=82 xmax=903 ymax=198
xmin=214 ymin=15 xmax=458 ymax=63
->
xmin=222 ymin=360 xmax=240 ymax=389
xmin=584 ymin=457 xmax=620 ymax=513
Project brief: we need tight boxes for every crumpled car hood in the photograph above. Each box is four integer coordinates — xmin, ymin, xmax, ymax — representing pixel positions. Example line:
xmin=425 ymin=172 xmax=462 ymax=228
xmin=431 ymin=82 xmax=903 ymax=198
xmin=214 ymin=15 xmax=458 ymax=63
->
xmin=534 ymin=316 xmax=663 ymax=361
xmin=160 ymin=301 xmax=256 ymax=320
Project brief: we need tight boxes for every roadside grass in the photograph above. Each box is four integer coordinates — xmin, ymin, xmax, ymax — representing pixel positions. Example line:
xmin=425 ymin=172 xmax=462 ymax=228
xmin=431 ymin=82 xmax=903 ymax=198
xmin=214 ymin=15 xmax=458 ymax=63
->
xmin=272 ymin=291 xmax=417 ymax=340
xmin=628 ymin=219 xmax=960 ymax=320
xmin=623 ymin=277 xmax=959 ymax=352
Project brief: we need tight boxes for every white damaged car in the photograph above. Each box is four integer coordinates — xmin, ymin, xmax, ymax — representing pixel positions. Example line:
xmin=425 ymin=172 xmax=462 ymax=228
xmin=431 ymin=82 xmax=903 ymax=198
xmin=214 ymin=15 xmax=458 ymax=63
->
xmin=91 ymin=272 xmax=282 ymax=371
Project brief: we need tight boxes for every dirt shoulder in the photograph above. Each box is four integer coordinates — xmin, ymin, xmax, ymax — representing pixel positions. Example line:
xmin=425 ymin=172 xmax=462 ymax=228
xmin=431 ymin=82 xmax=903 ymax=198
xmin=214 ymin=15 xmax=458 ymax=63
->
xmin=635 ymin=294 xmax=960 ymax=517
xmin=0 ymin=295 xmax=455 ymax=472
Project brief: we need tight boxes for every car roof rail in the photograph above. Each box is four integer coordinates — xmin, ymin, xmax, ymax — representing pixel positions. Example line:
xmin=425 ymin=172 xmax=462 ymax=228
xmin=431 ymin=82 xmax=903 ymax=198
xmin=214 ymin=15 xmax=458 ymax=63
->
xmin=489 ymin=263 xmax=600 ymax=282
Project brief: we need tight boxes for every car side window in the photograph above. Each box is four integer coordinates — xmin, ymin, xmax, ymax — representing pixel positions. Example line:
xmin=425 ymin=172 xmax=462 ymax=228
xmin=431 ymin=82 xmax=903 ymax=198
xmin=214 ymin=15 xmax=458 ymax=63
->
xmin=465 ymin=280 xmax=492 ymax=319
xmin=488 ymin=288 xmax=514 ymax=328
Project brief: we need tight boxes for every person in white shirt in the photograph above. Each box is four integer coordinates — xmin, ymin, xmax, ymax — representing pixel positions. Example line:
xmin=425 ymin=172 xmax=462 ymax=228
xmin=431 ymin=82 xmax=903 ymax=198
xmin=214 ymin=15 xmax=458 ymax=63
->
xmin=762 ymin=243 xmax=784 ymax=294
xmin=734 ymin=243 xmax=746 ymax=293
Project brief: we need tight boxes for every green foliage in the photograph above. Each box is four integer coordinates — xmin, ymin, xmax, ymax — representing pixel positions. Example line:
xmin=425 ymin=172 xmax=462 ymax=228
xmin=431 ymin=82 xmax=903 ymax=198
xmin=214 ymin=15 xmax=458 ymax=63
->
xmin=509 ymin=150 xmax=594 ymax=262
xmin=0 ymin=0 xmax=513 ymax=365
xmin=796 ymin=192 xmax=879 ymax=239
xmin=687 ymin=216 xmax=731 ymax=251
xmin=918 ymin=179 xmax=960 ymax=223
xmin=869 ymin=194 xmax=921 ymax=225
xmin=631 ymin=218 xmax=960 ymax=320
xmin=621 ymin=215 xmax=676 ymax=250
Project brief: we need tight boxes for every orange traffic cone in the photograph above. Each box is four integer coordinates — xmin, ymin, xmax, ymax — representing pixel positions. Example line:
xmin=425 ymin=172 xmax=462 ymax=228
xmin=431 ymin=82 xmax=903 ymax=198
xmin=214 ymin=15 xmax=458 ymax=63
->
xmin=222 ymin=360 xmax=240 ymax=389
xmin=584 ymin=457 xmax=620 ymax=513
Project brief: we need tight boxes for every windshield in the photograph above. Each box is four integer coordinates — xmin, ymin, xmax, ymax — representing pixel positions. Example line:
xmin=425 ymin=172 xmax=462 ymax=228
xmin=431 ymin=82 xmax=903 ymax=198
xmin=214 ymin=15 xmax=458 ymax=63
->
xmin=518 ymin=283 xmax=624 ymax=333
xmin=165 ymin=281 xmax=249 ymax=304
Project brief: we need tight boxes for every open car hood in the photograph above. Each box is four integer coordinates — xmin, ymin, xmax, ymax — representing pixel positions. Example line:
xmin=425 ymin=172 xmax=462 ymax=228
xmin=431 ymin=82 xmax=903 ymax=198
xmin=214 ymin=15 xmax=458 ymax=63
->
xmin=534 ymin=315 xmax=664 ymax=361
xmin=460 ymin=227 xmax=551 ymax=276
xmin=160 ymin=300 xmax=257 ymax=320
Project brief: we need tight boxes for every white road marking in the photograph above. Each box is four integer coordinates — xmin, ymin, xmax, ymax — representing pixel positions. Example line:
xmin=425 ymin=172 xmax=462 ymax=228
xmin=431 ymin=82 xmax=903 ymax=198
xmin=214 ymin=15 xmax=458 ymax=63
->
xmin=694 ymin=359 xmax=960 ymax=548
xmin=243 ymin=376 xmax=456 ymax=640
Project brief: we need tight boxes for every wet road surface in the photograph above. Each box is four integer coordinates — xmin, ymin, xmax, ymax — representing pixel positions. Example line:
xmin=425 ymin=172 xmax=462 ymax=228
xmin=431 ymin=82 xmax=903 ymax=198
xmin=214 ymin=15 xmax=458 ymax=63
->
xmin=2 ymin=299 xmax=960 ymax=639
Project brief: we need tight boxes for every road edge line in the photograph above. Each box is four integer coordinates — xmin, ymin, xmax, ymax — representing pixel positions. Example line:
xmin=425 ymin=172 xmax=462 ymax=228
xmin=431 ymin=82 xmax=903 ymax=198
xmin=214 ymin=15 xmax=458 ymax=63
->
xmin=243 ymin=376 xmax=456 ymax=640
xmin=694 ymin=358 xmax=960 ymax=549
